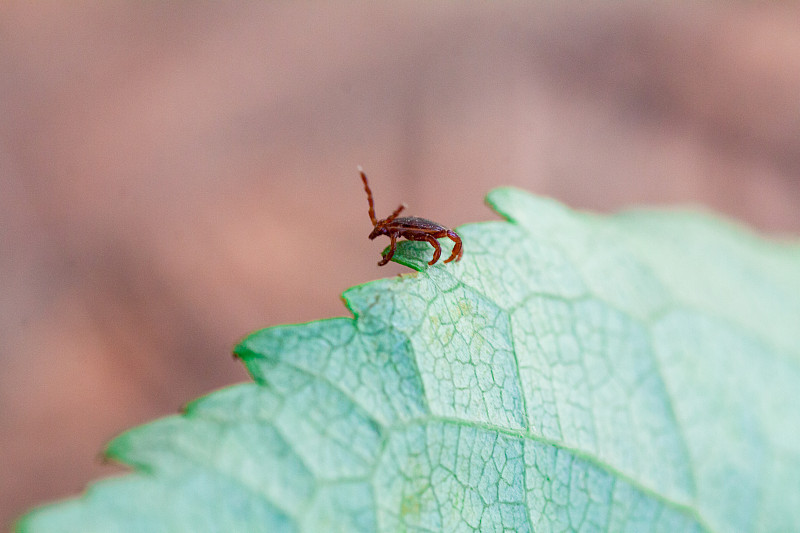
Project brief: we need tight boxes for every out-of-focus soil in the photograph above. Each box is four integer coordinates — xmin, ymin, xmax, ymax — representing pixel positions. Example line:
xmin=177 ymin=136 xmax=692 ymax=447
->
xmin=2 ymin=2 xmax=799 ymax=528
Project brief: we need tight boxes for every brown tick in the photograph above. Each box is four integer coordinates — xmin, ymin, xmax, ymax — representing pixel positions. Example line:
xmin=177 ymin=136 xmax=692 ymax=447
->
xmin=359 ymin=166 xmax=463 ymax=266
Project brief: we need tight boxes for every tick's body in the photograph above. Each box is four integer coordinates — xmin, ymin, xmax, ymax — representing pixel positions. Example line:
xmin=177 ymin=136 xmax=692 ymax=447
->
xmin=360 ymin=167 xmax=463 ymax=266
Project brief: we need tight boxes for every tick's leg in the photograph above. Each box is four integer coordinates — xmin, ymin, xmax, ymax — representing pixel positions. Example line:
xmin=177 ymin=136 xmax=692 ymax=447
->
xmin=444 ymin=231 xmax=463 ymax=263
xmin=425 ymin=235 xmax=442 ymax=265
xmin=378 ymin=234 xmax=398 ymax=266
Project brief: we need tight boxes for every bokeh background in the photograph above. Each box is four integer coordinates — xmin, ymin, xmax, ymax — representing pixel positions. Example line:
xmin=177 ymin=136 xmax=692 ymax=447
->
xmin=2 ymin=2 xmax=799 ymax=528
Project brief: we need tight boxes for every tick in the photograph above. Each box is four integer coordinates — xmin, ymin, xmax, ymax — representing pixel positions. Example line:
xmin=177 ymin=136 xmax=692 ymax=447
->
xmin=359 ymin=166 xmax=463 ymax=266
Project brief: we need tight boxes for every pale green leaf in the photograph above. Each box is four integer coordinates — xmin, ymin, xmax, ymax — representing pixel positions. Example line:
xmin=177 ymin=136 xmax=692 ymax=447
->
xmin=18 ymin=188 xmax=800 ymax=533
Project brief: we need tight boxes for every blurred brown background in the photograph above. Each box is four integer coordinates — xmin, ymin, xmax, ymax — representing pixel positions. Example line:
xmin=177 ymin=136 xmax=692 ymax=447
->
xmin=2 ymin=2 xmax=799 ymax=528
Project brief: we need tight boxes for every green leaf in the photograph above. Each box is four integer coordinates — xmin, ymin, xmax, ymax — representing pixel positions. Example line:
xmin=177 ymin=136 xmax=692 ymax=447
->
xmin=17 ymin=188 xmax=800 ymax=533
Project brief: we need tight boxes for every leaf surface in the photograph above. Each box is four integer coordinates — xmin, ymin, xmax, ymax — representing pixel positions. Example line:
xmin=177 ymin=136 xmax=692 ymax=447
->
xmin=18 ymin=188 xmax=800 ymax=533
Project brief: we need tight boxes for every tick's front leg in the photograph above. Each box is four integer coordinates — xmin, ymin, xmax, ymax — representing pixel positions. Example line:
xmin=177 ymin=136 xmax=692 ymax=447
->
xmin=444 ymin=230 xmax=462 ymax=263
xmin=378 ymin=234 xmax=398 ymax=266
xmin=425 ymin=235 xmax=442 ymax=265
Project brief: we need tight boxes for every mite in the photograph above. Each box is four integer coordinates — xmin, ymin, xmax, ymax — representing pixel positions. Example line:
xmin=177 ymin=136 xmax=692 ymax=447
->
xmin=359 ymin=166 xmax=463 ymax=266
